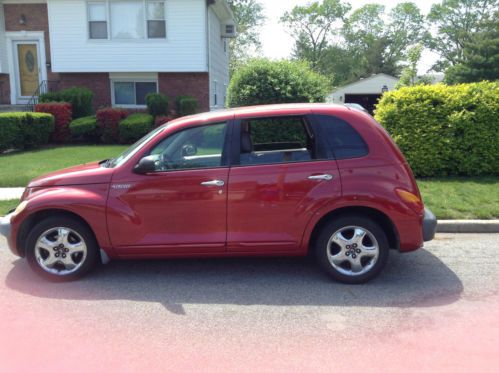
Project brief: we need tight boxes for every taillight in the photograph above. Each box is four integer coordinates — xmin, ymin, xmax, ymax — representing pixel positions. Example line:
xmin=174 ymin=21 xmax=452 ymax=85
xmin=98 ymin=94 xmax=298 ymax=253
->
xmin=395 ymin=188 xmax=424 ymax=213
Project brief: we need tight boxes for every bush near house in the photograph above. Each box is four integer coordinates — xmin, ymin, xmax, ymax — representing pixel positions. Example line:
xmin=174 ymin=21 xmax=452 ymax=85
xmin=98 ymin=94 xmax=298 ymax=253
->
xmin=375 ymin=82 xmax=499 ymax=177
xmin=96 ymin=107 xmax=128 ymax=144
xmin=119 ymin=113 xmax=154 ymax=143
xmin=176 ymin=96 xmax=199 ymax=117
xmin=35 ymin=102 xmax=72 ymax=143
xmin=227 ymin=59 xmax=329 ymax=107
xmin=0 ymin=112 xmax=54 ymax=152
xmin=39 ymin=87 xmax=94 ymax=119
xmin=154 ymin=115 xmax=174 ymax=127
xmin=69 ymin=116 xmax=99 ymax=142
xmin=146 ymin=93 xmax=169 ymax=117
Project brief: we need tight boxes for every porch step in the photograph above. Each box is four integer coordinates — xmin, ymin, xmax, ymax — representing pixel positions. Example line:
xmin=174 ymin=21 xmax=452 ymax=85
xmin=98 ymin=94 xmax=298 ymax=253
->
xmin=0 ymin=105 xmax=26 ymax=113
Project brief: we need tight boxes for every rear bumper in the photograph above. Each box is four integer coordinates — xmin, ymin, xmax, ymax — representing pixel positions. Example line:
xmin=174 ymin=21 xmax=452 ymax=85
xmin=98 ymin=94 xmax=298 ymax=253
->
xmin=423 ymin=208 xmax=437 ymax=242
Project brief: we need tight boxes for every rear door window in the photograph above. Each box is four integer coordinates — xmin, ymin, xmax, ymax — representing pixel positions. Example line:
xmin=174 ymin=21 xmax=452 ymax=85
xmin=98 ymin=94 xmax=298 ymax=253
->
xmin=313 ymin=115 xmax=368 ymax=160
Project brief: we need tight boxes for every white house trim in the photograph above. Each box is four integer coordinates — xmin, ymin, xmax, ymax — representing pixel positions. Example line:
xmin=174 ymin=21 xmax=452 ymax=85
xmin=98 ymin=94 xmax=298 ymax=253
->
xmin=5 ymin=31 xmax=48 ymax=105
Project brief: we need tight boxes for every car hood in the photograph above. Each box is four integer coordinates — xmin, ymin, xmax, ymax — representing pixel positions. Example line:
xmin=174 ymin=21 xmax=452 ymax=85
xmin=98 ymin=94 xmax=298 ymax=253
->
xmin=28 ymin=161 xmax=114 ymax=188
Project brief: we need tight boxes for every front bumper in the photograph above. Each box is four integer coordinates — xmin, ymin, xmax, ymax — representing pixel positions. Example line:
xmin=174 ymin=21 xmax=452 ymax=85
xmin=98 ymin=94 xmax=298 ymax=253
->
xmin=0 ymin=213 xmax=13 ymax=241
xmin=423 ymin=207 xmax=437 ymax=242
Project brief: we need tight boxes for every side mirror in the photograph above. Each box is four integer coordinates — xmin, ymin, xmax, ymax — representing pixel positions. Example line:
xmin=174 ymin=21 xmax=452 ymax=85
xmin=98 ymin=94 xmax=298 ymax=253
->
xmin=133 ymin=155 xmax=157 ymax=174
xmin=182 ymin=144 xmax=197 ymax=157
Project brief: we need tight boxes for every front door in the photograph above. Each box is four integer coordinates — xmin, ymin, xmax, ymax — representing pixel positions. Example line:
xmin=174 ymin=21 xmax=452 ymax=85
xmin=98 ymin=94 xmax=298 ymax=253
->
xmin=107 ymin=122 xmax=230 ymax=256
xmin=14 ymin=41 xmax=42 ymax=102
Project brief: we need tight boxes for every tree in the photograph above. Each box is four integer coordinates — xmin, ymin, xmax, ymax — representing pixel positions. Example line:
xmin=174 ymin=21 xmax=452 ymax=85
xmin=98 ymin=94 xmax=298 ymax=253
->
xmin=396 ymin=44 xmax=428 ymax=88
xmin=227 ymin=59 xmax=330 ymax=107
xmin=343 ymin=3 xmax=425 ymax=78
xmin=427 ymin=0 xmax=498 ymax=71
xmin=281 ymin=0 xmax=351 ymax=70
xmin=444 ymin=15 xmax=499 ymax=83
xmin=228 ymin=0 xmax=265 ymax=74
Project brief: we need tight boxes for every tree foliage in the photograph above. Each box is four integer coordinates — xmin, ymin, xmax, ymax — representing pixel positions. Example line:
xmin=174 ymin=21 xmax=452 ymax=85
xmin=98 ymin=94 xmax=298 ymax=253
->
xmin=228 ymin=0 xmax=265 ymax=74
xmin=227 ymin=59 xmax=329 ymax=107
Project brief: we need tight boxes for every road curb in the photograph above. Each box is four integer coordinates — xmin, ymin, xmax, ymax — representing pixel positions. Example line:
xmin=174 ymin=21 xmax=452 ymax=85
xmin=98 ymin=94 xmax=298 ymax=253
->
xmin=437 ymin=220 xmax=499 ymax=233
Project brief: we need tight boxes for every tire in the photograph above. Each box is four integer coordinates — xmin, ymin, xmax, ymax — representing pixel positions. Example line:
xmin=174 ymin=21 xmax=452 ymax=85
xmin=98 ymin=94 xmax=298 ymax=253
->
xmin=314 ymin=215 xmax=389 ymax=284
xmin=26 ymin=216 xmax=99 ymax=282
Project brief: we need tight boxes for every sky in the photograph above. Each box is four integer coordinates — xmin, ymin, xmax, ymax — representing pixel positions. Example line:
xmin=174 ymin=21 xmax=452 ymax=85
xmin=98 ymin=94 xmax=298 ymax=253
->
xmin=259 ymin=0 xmax=441 ymax=75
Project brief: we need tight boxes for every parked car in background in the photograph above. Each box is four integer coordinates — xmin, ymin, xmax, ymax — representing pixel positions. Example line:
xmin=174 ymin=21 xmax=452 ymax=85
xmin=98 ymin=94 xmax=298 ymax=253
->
xmin=0 ymin=104 xmax=436 ymax=284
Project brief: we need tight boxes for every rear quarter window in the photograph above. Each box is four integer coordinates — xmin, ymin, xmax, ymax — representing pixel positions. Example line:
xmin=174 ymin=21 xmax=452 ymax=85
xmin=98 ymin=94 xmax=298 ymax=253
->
xmin=314 ymin=114 xmax=368 ymax=160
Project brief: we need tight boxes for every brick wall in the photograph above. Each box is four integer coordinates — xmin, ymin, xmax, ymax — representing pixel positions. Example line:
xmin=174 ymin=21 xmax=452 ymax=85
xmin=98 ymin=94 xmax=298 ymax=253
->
xmin=51 ymin=73 xmax=112 ymax=110
xmin=0 ymin=74 xmax=10 ymax=104
xmin=159 ymin=73 xmax=210 ymax=112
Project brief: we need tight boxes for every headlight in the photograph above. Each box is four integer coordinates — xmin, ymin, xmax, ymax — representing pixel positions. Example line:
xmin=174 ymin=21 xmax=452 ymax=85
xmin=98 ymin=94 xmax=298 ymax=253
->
xmin=12 ymin=201 xmax=29 ymax=216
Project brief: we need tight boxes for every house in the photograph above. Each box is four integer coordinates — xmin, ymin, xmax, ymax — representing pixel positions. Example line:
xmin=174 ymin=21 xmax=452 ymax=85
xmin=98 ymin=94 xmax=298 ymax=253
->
xmin=327 ymin=73 xmax=400 ymax=114
xmin=0 ymin=0 xmax=235 ymax=112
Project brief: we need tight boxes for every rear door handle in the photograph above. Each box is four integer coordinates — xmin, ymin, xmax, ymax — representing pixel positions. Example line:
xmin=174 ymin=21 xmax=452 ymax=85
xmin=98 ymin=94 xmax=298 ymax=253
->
xmin=201 ymin=180 xmax=225 ymax=187
xmin=308 ymin=174 xmax=333 ymax=181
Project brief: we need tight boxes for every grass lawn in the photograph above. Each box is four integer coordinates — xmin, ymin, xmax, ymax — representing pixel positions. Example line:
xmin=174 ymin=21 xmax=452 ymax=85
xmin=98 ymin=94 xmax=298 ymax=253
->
xmin=0 ymin=145 xmax=127 ymax=188
xmin=0 ymin=199 xmax=19 ymax=216
xmin=418 ymin=177 xmax=499 ymax=220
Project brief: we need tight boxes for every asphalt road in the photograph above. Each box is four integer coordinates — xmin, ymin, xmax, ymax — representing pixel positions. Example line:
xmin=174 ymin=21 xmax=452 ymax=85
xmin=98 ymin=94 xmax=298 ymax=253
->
xmin=1 ymin=233 xmax=498 ymax=372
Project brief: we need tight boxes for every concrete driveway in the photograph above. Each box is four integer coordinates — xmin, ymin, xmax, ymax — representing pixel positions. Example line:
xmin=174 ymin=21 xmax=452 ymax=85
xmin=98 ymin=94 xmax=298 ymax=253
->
xmin=1 ymin=233 xmax=498 ymax=372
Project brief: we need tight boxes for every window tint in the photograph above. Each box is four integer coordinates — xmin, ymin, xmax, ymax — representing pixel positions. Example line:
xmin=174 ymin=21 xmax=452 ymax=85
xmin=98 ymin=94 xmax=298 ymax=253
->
xmin=150 ymin=123 xmax=227 ymax=171
xmin=315 ymin=115 xmax=368 ymax=160
xmin=239 ymin=116 xmax=314 ymax=166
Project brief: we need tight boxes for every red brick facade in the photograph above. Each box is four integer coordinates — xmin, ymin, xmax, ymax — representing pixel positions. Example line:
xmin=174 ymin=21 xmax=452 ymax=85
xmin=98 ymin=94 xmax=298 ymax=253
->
xmin=1 ymin=4 xmax=212 ymax=112
xmin=159 ymin=73 xmax=210 ymax=112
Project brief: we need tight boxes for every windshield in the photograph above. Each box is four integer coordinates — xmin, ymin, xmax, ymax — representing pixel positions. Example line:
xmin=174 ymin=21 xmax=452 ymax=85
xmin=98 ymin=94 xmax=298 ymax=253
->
xmin=104 ymin=125 xmax=167 ymax=168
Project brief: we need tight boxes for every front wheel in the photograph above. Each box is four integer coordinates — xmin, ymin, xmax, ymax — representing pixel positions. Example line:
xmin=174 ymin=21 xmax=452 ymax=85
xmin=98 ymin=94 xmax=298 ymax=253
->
xmin=26 ymin=216 xmax=99 ymax=282
xmin=315 ymin=216 xmax=389 ymax=284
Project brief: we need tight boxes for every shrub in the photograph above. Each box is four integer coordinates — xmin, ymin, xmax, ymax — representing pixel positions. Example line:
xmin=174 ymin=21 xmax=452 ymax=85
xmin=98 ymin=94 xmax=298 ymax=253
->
xmin=119 ymin=113 xmax=154 ymax=143
xmin=35 ymin=102 xmax=72 ymax=143
xmin=40 ymin=86 xmax=94 ymax=118
xmin=375 ymin=82 xmax=499 ymax=177
xmin=176 ymin=96 xmax=199 ymax=117
xmin=69 ymin=116 xmax=98 ymax=142
xmin=96 ymin=108 xmax=128 ymax=143
xmin=154 ymin=115 xmax=174 ymax=127
xmin=0 ymin=112 xmax=54 ymax=151
xmin=146 ymin=93 xmax=169 ymax=117
xmin=227 ymin=59 xmax=330 ymax=107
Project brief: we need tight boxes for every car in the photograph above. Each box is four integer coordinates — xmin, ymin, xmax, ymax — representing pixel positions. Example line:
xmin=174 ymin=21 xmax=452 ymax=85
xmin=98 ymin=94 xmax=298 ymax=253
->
xmin=0 ymin=104 xmax=437 ymax=284
xmin=344 ymin=103 xmax=370 ymax=114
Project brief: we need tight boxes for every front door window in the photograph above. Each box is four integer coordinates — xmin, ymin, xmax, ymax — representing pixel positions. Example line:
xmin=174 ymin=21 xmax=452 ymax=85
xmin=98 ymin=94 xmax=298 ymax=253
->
xmin=16 ymin=43 xmax=40 ymax=97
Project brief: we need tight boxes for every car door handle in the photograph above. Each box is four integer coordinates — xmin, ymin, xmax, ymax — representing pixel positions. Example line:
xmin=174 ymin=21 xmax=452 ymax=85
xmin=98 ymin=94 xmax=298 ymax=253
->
xmin=308 ymin=174 xmax=333 ymax=181
xmin=201 ymin=180 xmax=225 ymax=187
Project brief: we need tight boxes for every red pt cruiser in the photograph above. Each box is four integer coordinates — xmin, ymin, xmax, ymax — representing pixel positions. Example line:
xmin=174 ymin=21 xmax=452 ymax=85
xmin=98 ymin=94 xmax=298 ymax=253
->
xmin=0 ymin=104 xmax=437 ymax=283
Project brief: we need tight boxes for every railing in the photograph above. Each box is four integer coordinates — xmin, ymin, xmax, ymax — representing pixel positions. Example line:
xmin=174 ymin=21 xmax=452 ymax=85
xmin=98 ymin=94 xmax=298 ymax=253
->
xmin=24 ymin=80 xmax=57 ymax=112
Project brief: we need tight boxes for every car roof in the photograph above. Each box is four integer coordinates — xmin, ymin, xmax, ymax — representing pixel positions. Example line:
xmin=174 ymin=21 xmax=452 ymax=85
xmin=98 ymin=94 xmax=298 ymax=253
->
xmin=167 ymin=103 xmax=354 ymax=128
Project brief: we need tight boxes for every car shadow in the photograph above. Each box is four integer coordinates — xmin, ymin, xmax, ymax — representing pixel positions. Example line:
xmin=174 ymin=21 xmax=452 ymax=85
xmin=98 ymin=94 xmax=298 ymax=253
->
xmin=5 ymin=248 xmax=463 ymax=314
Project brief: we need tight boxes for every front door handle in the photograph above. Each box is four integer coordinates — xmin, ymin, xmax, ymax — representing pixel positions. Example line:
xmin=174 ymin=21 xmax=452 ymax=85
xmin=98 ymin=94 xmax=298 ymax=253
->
xmin=308 ymin=174 xmax=333 ymax=181
xmin=201 ymin=180 xmax=225 ymax=187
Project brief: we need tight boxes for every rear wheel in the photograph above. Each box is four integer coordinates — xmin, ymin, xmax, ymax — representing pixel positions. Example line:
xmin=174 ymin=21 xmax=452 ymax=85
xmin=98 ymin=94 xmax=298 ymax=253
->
xmin=315 ymin=215 xmax=389 ymax=284
xmin=26 ymin=216 xmax=99 ymax=282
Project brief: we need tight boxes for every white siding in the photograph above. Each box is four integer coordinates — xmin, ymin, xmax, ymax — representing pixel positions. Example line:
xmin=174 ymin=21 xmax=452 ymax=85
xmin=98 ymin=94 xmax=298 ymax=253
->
xmin=328 ymin=74 xmax=399 ymax=103
xmin=47 ymin=0 xmax=208 ymax=73
xmin=208 ymin=6 xmax=229 ymax=110
xmin=0 ymin=5 xmax=8 ymax=73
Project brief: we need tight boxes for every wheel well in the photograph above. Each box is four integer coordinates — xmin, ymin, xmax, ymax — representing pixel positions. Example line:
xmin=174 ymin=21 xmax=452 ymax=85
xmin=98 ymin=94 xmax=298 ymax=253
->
xmin=308 ymin=207 xmax=400 ymax=253
xmin=17 ymin=209 xmax=98 ymax=257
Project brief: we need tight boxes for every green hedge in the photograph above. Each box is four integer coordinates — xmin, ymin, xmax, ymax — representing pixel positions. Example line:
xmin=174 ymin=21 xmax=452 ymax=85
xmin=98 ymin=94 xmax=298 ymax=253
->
xmin=227 ymin=59 xmax=329 ymax=107
xmin=176 ymin=96 xmax=199 ymax=117
xmin=40 ymin=86 xmax=94 ymax=118
xmin=375 ymin=82 xmax=499 ymax=177
xmin=119 ymin=113 xmax=154 ymax=143
xmin=69 ymin=116 xmax=98 ymax=142
xmin=0 ymin=112 xmax=54 ymax=152
xmin=146 ymin=93 xmax=169 ymax=117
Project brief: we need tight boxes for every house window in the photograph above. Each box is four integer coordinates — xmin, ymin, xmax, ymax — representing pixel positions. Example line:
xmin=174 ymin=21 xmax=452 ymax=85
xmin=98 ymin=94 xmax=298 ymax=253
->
xmin=88 ymin=3 xmax=108 ymax=39
xmin=147 ymin=2 xmax=166 ymax=38
xmin=113 ymin=81 xmax=157 ymax=106
xmin=88 ymin=1 xmax=166 ymax=40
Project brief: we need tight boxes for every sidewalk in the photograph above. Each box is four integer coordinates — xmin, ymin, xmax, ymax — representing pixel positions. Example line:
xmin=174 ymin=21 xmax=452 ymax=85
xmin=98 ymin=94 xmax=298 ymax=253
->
xmin=0 ymin=187 xmax=498 ymax=232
